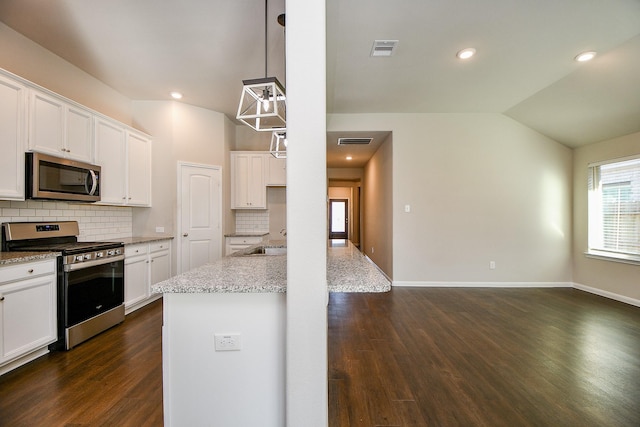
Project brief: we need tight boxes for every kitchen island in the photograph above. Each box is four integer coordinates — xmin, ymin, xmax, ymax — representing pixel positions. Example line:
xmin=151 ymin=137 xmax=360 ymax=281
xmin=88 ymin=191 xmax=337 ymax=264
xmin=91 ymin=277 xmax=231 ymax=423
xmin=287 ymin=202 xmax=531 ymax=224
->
xmin=153 ymin=238 xmax=390 ymax=294
xmin=152 ymin=239 xmax=390 ymax=427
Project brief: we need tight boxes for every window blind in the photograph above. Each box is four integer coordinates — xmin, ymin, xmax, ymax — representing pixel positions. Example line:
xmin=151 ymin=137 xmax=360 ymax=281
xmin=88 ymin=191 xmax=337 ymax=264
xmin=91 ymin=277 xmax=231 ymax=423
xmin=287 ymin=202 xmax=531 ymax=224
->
xmin=588 ymin=157 xmax=640 ymax=256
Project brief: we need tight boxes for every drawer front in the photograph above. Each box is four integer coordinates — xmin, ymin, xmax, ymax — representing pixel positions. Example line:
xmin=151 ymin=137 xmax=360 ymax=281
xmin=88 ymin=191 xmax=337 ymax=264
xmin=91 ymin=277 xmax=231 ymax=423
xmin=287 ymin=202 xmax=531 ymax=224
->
xmin=0 ymin=260 xmax=56 ymax=285
xmin=227 ymin=236 xmax=263 ymax=245
xmin=150 ymin=241 xmax=170 ymax=253
xmin=125 ymin=244 xmax=148 ymax=257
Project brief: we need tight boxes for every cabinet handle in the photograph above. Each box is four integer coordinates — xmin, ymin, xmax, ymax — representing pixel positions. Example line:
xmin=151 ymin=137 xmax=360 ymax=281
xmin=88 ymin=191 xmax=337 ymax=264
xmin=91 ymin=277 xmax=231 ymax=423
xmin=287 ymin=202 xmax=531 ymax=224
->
xmin=183 ymin=233 xmax=189 ymax=237
xmin=0 ymin=295 xmax=4 ymax=302
xmin=28 ymin=269 xmax=34 ymax=273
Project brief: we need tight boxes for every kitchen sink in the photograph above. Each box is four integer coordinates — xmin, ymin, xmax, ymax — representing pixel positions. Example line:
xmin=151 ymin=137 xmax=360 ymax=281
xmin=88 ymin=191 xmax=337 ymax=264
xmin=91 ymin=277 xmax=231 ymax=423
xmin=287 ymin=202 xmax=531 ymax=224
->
xmin=243 ymin=246 xmax=287 ymax=256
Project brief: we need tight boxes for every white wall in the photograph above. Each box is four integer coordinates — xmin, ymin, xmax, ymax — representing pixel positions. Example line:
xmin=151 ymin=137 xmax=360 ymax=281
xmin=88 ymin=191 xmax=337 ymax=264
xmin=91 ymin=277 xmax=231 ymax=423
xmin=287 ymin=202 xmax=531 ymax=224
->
xmin=132 ymin=101 xmax=234 ymax=275
xmin=573 ymin=131 xmax=640 ymax=303
xmin=328 ymin=113 xmax=574 ymax=286
xmin=362 ymin=135 xmax=393 ymax=278
xmin=0 ymin=22 xmax=132 ymax=124
xmin=267 ymin=187 xmax=287 ymax=238
xmin=286 ymin=0 xmax=328 ymax=424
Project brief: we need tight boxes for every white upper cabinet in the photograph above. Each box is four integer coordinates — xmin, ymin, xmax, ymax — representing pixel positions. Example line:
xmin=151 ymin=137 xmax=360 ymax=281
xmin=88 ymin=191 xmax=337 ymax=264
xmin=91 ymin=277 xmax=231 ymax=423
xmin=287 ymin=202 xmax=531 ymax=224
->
xmin=266 ymin=155 xmax=286 ymax=186
xmin=0 ymin=67 xmax=152 ymax=206
xmin=126 ymin=130 xmax=152 ymax=207
xmin=231 ymin=152 xmax=266 ymax=209
xmin=0 ymin=72 xmax=26 ymax=201
xmin=94 ymin=116 xmax=152 ymax=207
xmin=28 ymin=90 xmax=93 ymax=163
xmin=95 ymin=116 xmax=127 ymax=205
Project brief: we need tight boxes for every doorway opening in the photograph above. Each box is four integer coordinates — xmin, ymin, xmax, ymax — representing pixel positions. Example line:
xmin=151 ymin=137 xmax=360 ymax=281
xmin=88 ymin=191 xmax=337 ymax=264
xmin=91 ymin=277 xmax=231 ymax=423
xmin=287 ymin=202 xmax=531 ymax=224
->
xmin=329 ymin=199 xmax=348 ymax=239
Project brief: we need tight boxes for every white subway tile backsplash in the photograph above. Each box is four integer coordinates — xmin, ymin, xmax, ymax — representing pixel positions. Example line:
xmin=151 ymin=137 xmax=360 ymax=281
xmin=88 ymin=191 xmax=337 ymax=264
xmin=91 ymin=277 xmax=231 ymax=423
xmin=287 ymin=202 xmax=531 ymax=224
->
xmin=0 ymin=200 xmax=133 ymax=241
xmin=235 ymin=210 xmax=269 ymax=233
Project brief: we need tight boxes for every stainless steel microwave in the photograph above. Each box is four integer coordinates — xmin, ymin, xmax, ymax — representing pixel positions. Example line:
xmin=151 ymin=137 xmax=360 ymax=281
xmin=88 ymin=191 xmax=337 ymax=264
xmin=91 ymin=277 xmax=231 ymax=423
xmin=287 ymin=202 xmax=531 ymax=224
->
xmin=26 ymin=152 xmax=101 ymax=202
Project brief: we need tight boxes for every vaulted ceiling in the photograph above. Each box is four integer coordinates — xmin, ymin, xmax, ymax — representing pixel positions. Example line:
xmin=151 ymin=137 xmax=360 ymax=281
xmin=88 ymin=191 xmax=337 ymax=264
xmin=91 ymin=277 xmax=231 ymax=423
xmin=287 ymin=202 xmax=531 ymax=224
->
xmin=1 ymin=0 xmax=639 ymax=160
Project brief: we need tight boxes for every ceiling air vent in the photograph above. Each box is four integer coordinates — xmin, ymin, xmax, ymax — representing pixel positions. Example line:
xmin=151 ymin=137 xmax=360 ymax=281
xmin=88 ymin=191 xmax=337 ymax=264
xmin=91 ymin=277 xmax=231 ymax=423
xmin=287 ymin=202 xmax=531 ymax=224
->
xmin=338 ymin=137 xmax=373 ymax=145
xmin=370 ymin=40 xmax=399 ymax=57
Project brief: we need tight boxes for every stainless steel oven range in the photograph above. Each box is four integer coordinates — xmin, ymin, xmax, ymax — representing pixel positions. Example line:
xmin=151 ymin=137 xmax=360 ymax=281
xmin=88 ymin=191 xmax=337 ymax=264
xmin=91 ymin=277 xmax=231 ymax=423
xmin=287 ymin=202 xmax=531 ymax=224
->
xmin=2 ymin=221 xmax=124 ymax=350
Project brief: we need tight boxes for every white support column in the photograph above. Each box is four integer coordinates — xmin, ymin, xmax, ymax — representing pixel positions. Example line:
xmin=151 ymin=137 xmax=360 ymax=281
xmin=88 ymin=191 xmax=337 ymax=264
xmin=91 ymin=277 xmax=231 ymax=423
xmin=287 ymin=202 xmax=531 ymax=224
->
xmin=285 ymin=0 xmax=328 ymax=425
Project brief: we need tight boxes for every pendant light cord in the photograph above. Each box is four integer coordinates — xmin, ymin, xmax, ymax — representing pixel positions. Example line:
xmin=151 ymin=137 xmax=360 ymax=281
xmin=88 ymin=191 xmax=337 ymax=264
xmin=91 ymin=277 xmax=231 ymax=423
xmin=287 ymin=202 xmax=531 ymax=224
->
xmin=264 ymin=0 xmax=268 ymax=78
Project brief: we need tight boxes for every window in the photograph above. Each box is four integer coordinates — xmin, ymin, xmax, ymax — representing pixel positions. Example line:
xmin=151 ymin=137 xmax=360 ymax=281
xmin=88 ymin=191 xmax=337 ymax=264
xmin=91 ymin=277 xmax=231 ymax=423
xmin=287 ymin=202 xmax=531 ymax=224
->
xmin=588 ymin=156 xmax=640 ymax=262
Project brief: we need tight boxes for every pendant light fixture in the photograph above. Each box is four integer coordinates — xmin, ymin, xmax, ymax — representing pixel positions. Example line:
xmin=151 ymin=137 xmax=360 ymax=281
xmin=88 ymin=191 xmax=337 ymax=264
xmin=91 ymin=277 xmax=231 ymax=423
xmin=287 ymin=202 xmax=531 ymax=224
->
xmin=236 ymin=0 xmax=286 ymax=132
xmin=270 ymin=131 xmax=287 ymax=158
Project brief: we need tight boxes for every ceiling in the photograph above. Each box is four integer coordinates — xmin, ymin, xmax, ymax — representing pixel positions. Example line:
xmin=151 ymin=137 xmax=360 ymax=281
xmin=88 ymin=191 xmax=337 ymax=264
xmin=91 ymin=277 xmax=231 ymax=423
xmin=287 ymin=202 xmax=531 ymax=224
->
xmin=1 ymin=0 xmax=639 ymax=168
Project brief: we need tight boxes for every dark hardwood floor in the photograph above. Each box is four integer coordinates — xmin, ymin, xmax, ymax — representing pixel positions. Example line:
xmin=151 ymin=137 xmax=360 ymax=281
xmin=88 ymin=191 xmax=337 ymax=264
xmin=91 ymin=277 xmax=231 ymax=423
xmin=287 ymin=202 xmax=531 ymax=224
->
xmin=2 ymin=288 xmax=640 ymax=426
xmin=328 ymin=288 xmax=640 ymax=426
xmin=0 ymin=299 xmax=163 ymax=427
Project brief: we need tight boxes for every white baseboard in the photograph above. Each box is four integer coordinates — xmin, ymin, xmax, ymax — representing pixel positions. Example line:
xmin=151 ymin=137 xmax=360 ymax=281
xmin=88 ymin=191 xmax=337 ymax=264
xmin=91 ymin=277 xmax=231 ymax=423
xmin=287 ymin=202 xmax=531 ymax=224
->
xmin=391 ymin=280 xmax=640 ymax=308
xmin=572 ymin=282 xmax=640 ymax=308
xmin=392 ymin=281 xmax=573 ymax=288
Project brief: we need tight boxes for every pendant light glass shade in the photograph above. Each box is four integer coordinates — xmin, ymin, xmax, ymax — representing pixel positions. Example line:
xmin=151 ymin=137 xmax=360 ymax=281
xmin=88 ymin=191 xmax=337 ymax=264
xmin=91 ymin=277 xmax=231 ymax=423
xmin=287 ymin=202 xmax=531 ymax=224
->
xmin=270 ymin=131 xmax=287 ymax=158
xmin=237 ymin=77 xmax=286 ymax=132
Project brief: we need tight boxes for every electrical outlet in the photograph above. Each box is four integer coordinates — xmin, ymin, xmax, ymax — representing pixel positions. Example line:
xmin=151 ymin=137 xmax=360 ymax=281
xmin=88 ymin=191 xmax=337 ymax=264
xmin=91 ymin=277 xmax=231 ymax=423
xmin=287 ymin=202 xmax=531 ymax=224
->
xmin=404 ymin=204 xmax=411 ymax=213
xmin=371 ymin=247 xmax=375 ymax=254
xmin=155 ymin=226 xmax=165 ymax=233
xmin=214 ymin=333 xmax=242 ymax=351
xmin=489 ymin=261 xmax=496 ymax=270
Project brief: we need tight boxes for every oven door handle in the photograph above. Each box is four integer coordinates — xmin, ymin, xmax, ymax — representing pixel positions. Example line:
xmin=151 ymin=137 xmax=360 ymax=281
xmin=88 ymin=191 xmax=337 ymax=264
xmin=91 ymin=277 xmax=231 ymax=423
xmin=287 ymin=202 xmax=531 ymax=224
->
xmin=64 ymin=254 xmax=125 ymax=272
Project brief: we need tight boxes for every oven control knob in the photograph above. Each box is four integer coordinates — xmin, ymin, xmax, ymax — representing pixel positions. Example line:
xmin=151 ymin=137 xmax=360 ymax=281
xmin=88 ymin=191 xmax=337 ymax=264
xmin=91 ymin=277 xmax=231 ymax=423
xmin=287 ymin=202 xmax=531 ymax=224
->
xmin=96 ymin=252 xmax=104 ymax=258
xmin=107 ymin=249 xmax=115 ymax=256
xmin=84 ymin=254 xmax=92 ymax=260
xmin=75 ymin=255 xmax=84 ymax=262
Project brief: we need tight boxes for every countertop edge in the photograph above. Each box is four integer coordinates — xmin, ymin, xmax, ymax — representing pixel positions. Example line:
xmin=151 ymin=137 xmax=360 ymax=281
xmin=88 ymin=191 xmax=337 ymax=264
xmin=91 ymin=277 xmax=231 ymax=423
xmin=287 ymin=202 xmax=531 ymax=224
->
xmin=0 ymin=251 xmax=61 ymax=265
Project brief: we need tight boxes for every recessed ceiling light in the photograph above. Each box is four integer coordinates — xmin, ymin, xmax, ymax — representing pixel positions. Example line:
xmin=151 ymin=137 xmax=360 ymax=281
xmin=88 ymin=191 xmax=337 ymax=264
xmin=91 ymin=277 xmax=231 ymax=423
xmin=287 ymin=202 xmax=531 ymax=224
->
xmin=575 ymin=51 xmax=596 ymax=62
xmin=170 ymin=91 xmax=183 ymax=99
xmin=456 ymin=48 xmax=476 ymax=60
xmin=346 ymin=156 xmax=353 ymax=161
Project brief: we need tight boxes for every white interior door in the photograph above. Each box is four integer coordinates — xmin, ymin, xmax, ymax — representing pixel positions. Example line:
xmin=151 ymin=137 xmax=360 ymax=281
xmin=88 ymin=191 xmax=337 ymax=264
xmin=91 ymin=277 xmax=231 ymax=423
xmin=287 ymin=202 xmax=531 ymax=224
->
xmin=178 ymin=162 xmax=222 ymax=274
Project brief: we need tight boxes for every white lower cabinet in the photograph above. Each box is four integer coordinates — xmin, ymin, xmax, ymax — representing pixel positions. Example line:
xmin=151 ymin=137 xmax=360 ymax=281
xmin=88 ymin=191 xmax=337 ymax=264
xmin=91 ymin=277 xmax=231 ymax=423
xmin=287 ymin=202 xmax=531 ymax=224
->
xmin=0 ymin=259 xmax=57 ymax=376
xmin=124 ymin=240 xmax=171 ymax=313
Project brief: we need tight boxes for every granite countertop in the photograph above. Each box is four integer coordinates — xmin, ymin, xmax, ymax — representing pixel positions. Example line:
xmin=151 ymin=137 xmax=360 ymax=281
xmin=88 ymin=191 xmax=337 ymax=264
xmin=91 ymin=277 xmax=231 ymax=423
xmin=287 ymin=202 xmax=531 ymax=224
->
xmin=224 ymin=232 xmax=270 ymax=237
xmin=0 ymin=251 xmax=60 ymax=266
xmin=326 ymin=240 xmax=391 ymax=293
xmin=152 ymin=239 xmax=391 ymax=294
xmin=114 ymin=236 xmax=174 ymax=245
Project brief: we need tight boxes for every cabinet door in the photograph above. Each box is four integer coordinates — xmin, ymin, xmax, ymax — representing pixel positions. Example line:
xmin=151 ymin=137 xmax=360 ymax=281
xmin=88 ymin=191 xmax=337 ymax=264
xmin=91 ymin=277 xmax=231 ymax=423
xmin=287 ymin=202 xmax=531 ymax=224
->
xmin=150 ymin=250 xmax=171 ymax=286
xmin=232 ymin=153 xmax=266 ymax=209
xmin=65 ymin=105 xmax=93 ymax=163
xmin=248 ymin=155 xmax=266 ymax=207
xmin=28 ymin=90 xmax=65 ymax=157
xmin=0 ymin=73 xmax=26 ymax=201
xmin=0 ymin=273 xmax=57 ymax=363
xmin=266 ymin=156 xmax=286 ymax=186
xmin=94 ymin=117 xmax=126 ymax=205
xmin=126 ymin=131 xmax=152 ymax=207
xmin=124 ymin=254 xmax=149 ymax=308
